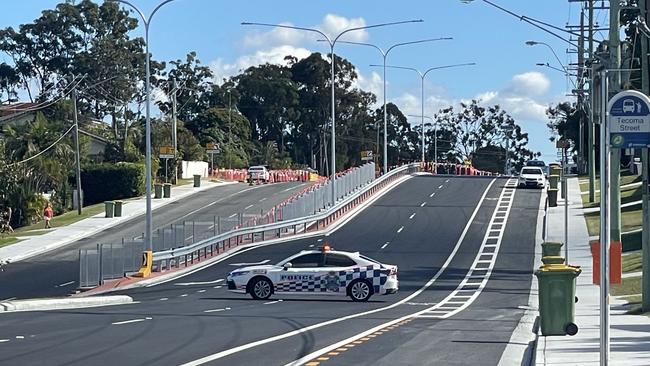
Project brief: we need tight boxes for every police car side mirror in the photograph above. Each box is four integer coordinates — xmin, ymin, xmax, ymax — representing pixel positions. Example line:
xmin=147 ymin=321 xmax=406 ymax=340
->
xmin=283 ymin=262 xmax=292 ymax=270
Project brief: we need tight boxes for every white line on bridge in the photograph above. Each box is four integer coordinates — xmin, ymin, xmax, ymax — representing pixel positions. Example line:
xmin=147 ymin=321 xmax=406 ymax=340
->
xmin=2 ymin=297 xmax=16 ymax=301
xmin=56 ymin=281 xmax=75 ymax=287
xmin=159 ymin=298 xmax=168 ymax=301
xmin=112 ymin=318 xmax=151 ymax=325
xmin=409 ymin=213 xmax=416 ymax=220
xmin=229 ymin=213 xmax=237 ymax=218
xmin=204 ymin=307 xmax=231 ymax=313
xmin=445 ymin=179 xmax=450 ymax=183
xmin=420 ymin=202 xmax=426 ymax=207
xmin=381 ymin=242 xmax=390 ymax=249
xmin=396 ymin=226 xmax=404 ymax=233
xmin=264 ymin=300 xmax=283 ymax=305
xmin=15 ymin=336 xmax=24 ymax=339
xmin=429 ymin=192 xmax=435 ymax=198
xmin=174 ymin=279 xmax=224 ymax=286
xmin=213 ymin=286 xmax=222 ymax=289
xmin=0 ymin=339 xmax=9 ymax=343
xmin=244 ymin=204 xmax=254 ymax=210
xmin=438 ymin=185 xmax=444 ymax=189
xmin=282 ymin=186 xmax=295 ymax=192
xmin=180 ymin=294 xmax=188 ymax=297
xmin=259 ymin=198 xmax=267 ymax=202
xmin=197 ymin=290 xmax=206 ymax=293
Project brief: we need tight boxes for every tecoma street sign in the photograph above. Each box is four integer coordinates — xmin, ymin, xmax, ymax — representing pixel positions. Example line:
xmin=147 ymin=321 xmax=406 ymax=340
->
xmin=608 ymin=90 xmax=650 ymax=148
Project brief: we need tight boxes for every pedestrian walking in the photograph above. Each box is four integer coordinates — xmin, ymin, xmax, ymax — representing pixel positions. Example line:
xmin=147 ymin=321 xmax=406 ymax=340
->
xmin=43 ymin=202 xmax=53 ymax=229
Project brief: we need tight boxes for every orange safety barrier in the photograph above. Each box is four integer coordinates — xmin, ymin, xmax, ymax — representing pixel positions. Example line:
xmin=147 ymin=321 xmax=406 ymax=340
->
xmin=590 ymin=241 xmax=622 ymax=285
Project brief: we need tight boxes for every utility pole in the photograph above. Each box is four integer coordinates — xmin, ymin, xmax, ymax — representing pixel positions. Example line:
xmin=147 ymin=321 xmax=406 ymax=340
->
xmin=640 ymin=0 xmax=650 ymax=313
xmin=578 ymin=8 xmax=585 ymax=174
xmin=228 ymin=89 xmax=232 ymax=170
xmin=72 ymin=79 xmax=82 ymax=215
xmin=172 ymin=78 xmax=178 ymax=183
xmin=588 ymin=0 xmax=597 ymax=203
xmin=610 ymin=0 xmax=622 ymax=245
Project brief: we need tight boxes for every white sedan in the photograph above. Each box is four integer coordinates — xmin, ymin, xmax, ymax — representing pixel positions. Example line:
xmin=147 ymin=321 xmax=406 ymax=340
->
xmin=518 ymin=166 xmax=547 ymax=188
xmin=226 ymin=246 xmax=399 ymax=302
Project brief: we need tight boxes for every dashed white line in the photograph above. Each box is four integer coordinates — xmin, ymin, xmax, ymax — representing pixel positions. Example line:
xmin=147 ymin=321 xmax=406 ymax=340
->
xmin=56 ymin=281 xmax=75 ymax=287
xmin=429 ymin=192 xmax=435 ymax=198
xmin=15 ymin=336 xmax=25 ymax=339
xmin=204 ymin=307 xmax=231 ymax=313
xmin=159 ymin=298 xmax=168 ymax=301
xmin=317 ymin=239 xmax=323 ymax=242
xmin=174 ymin=279 xmax=223 ymax=286
xmin=112 ymin=318 xmax=151 ymax=325
xmin=2 ymin=297 xmax=16 ymax=301
xmin=0 ymin=339 xmax=9 ymax=343
xmin=438 ymin=185 xmax=444 ymax=189
xmin=381 ymin=242 xmax=390 ymax=249
xmin=180 ymin=294 xmax=188 ymax=297
xmin=264 ymin=300 xmax=283 ymax=305
xmin=396 ymin=226 xmax=404 ymax=233
xmin=244 ymin=204 xmax=254 ymax=210
xmin=409 ymin=213 xmax=416 ymax=220
xmin=197 ymin=290 xmax=206 ymax=293
xmin=213 ymin=286 xmax=222 ymax=289
xmin=229 ymin=213 xmax=237 ymax=218
xmin=420 ymin=202 xmax=426 ymax=207
xmin=445 ymin=179 xmax=450 ymax=183
xmin=259 ymin=198 xmax=267 ymax=202
xmin=282 ymin=187 xmax=295 ymax=192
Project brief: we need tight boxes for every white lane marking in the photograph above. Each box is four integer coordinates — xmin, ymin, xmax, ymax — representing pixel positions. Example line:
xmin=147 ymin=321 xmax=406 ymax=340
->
xmin=309 ymin=244 xmax=314 ymax=247
xmin=174 ymin=279 xmax=224 ymax=286
xmin=159 ymin=298 xmax=168 ymax=301
xmin=409 ymin=213 xmax=416 ymax=220
xmin=259 ymin=198 xmax=267 ymax=202
xmin=445 ymin=179 xmax=450 ymax=183
xmin=15 ymin=336 xmax=25 ymax=339
xmin=197 ymin=290 xmax=206 ymax=293
xmin=2 ymin=297 xmax=16 ymax=301
xmin=229 ymin=213 xmax=237 ymax=218
xmin=264 ymin=300 xmax=283 ymax=305
xmin=438 ymin=185 xmax=444 ymax=189
xmin=204 ymin=307 xmax=231 ymax=313
xmin=429 ymin=192 xmax=435 ymax=198
xmin=56 ymin=281 xmax=75 ymax=287
xmin=177 ymin=185 xmax=261 ymax=222
xmin=185 ymin=235 xmax=194 ymax=241
xmin=396 ymin=226 xmax=404 ymax=233
xmin=112 ymin=318 xmax=149 ymax=325
xmin=284 ymin=181 xmax=510 ymax=366
xmin=317 ymin=239 xmax=323 ymax=242
xmin=420 ymin=202 xmax=426 ymax=207
xmin=282 ymin=186 xmax=295 ymax=192
xmin=213 ymin=286 xmax=222 ymax=289
xmin=180 ymin=294 xmax=188 ymax=297
xmin=0 ymin=339 xmax=9 ymax=343
xmin=244 ymin=204 xmax=254 ymax=210
xmin=229 ymin=260 xmax=269 ymax=266
xmin=180 ymin=179 xmax=497 ymax=366
xmin=380 ymin=242 xmax=390 ymax=249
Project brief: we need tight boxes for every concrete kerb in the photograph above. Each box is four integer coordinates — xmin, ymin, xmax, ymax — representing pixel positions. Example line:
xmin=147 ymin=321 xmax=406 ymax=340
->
xmin=0 ymin=295 xmax=133 ymax=313
xmin=2 ymin=180 xmax=237 ymax=263
xmin=497 ymin=187 xmax=544 ymax=366
xmin=81 ymin=173 xmax=416 ymax=295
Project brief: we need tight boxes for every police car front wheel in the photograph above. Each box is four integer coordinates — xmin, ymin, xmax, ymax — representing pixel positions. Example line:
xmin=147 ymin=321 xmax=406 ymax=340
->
xmin=248 ymin=277 xmax=273 ymax=300
xmin=348 ymin=279 xmax=373 ymax=302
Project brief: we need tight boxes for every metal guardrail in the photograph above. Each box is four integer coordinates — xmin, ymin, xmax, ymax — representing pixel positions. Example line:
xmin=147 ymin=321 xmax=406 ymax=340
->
xmin=151 ymin=162 xmax=416 ymax=265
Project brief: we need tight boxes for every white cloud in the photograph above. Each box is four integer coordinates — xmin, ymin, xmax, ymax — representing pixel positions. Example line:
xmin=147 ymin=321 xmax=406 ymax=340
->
xmin=210 ymin=45 xmax=312 ymax=83
xmin=354 ymin=71 xmax=383 ymax=100
xmin=506 ymin=71 xmax=551 ymax=97
xmin=241 ymin=14 xmax=368 ymax=50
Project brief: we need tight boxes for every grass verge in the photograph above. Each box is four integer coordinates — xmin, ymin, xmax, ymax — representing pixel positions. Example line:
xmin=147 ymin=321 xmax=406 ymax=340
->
xmin=611 ymin=276 xmax=642 ymax=297
xmin=623 ymin=252 xmax=643 ymax=273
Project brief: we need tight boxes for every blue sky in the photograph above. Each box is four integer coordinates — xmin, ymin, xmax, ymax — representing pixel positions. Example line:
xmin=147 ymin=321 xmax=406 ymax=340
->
xmin=1 ymin=0 xmax=602 ymax=163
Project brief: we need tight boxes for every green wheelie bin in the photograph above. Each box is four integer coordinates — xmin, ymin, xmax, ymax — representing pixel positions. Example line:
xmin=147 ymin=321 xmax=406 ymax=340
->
xmin=548 ymin=174 xmax=560 ymax=189
xmin=163 ymin=183 xmax=171 ymax=198
xmin=114 ymin=201 xmax=123 ymax=217
xmin=193 ymin=174 xmax=201 ymax=187
xmin=104 ymin=201 xmax=115 ymax=218
xmin=548 ymin=188 xmax=558 ymax=207
xmin=542 ymin=242 xmax=563 ymax=257
xmin=535 ymin=264 xmax=582 ymax=336
xmin=154 ymin=183 xmax=163 ymax=199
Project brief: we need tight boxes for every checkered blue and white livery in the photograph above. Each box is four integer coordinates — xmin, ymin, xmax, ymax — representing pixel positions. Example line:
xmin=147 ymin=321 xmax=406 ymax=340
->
xmin=274 ymin=265 xmax=388 ymax=293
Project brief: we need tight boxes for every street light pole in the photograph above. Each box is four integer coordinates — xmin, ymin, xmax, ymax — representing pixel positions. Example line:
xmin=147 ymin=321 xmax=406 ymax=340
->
xmin=408 ymin=114 xmax=438 ymax=169
xmin=373 ymin=63 xmax=476 ymax=168
xmin=333 ymin=38 xmax=452 ymax=174
xmin=110 ymin=0 xmax=176 ymax=251
xmin=242 ymin=19 xmax=422 ymax=203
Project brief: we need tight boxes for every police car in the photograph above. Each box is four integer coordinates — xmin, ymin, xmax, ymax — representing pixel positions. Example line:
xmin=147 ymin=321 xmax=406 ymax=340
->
xmin=226 ymin=245 xmax=398 ymax=302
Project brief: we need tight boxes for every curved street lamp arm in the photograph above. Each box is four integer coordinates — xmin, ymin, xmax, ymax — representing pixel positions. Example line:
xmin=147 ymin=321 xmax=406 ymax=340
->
xmin=422 ymin=62 xmax=476 ymax=78
xmin=372 ymin=64 xmax=421 ymax=77
xmin=150 ymin=0 xmax=177 ymax=23
xmin=538 ymin=42 xmax=569 ymax=74
xmin=334 ymin=40 xmax=385 ymax=56
xmin=109 ymin=0 xmax=147 ymax=24
xmin=332 ymin=19 xmax=423 ymax=44
xmin=241 ymin=22 xmax=332 ymax=45
xmin=385 ymin=37 xmax=453 ymax=55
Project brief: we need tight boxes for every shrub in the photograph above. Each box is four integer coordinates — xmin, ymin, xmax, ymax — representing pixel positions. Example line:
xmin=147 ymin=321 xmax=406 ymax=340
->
xmin=80 ymin=162 xmax=145 ymax=205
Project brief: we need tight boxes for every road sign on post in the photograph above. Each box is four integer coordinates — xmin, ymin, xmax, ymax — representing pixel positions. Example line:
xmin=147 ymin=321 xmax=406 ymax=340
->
xmin=608 ymin=90 xmax=650 ymax=148
xmin=361 ymin=150 xmax=373 ymax=161
xmin=159 ymin=146 xmax=175 ymax=159
xmin=206 ymin=142 xmax=220 ymax=154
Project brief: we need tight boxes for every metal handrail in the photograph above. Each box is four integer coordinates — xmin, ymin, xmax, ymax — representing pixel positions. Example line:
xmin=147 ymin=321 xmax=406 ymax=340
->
xmin=152 ymin=163 xmax=419 ymax=262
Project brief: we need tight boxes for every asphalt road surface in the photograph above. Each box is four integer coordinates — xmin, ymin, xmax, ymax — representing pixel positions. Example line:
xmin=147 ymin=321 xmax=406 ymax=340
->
xmin=0 ymin=175 xmax=542 ymax=366
xmin=0 ymin=182 xmax=308 ymax=300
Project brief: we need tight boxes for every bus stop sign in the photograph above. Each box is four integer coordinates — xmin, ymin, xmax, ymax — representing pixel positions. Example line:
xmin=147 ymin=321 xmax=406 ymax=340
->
xmin=608 ymin=90 xmax=650 ymax=148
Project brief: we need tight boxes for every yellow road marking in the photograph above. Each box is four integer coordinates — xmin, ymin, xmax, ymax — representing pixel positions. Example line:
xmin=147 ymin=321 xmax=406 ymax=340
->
xmin=328 ymin=352 xmax=340 ymax=356
xmin=316 ymin=357 xmax=329 ymax=361
xmin=335 ymin=348 xmax=347 ymax=352
xmin=306 ymin=362 xmax=320 ymax=366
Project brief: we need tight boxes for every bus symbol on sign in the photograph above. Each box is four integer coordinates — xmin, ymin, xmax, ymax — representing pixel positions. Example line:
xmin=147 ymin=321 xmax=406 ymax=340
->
xmin=623 ymin=99 xmax=638 ymax=113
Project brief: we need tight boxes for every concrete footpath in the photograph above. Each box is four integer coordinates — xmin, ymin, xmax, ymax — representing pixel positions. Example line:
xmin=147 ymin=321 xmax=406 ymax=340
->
xmin=535 ymin=177 xmax=650 ymax=365
xmin=0 ymin=180 xmax=235 ymax=263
